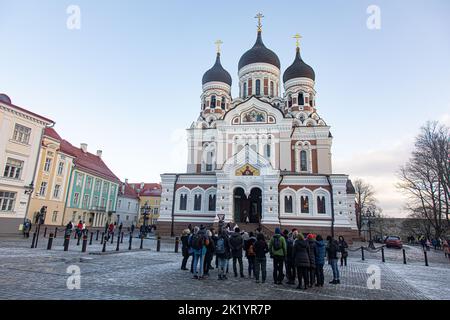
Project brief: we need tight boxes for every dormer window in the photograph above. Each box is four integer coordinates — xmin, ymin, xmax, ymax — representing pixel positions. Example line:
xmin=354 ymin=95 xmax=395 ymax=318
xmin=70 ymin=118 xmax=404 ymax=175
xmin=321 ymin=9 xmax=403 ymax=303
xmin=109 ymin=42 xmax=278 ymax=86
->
xmin=255 ymin=79 xmax=261 ymax=96
xmin=243 ymin=83 xmax=247 ymax=98
xmin=221 ymin=97 xmax=226 ymax=110
xmin=298 ymin=93 xmax=304 ymax=105
xmin=270 ymin=81 xmax=274 ymax=97
xmin=211 ymin=96 xmax=216 ymax=109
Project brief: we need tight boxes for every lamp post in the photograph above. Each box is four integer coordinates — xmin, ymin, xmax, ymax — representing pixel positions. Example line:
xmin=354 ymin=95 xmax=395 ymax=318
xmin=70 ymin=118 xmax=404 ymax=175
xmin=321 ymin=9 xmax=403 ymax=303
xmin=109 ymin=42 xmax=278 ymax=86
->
xmin=364 ymin=208 xmax=376 ymax=250
xmin=141 ymin=204 xmax=150 ymax=238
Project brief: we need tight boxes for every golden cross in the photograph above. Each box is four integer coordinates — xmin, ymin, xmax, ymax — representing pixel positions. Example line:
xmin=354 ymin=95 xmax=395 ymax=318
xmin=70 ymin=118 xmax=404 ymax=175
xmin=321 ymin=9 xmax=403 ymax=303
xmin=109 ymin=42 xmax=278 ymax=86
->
xmin=293 ymin=33 xmax=302 ymax=48
xmin=215 ymin=40 xmax=223 ymax=54
xmin=255 ymin=12 xmax=264 ymax=31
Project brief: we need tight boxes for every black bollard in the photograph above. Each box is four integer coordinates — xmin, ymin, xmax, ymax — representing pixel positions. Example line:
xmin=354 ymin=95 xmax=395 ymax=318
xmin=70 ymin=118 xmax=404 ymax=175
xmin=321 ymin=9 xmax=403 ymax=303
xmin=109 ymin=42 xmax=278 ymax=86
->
xmin=54 ymin=227 xmax=58 ymax=239
xmin=82 ymin=235 xmax=88 ymax=252
xmin=77 ymin=235 xmax=81 ymax=246
xmin=102 ymin=238 xmax=107 ymax=253
xmin=157 ymin=236 xmax=161 ymax=252
xmin=89 ymin=232 xmax=93 ymax=245
xmin=116 ymin=234 xmax=120 ymax=251
xmin=175 ymin=236 xmax=179 ymax=253
xmin=100 ymin=232 xmax=104 ymax=244
xmin=43 ymin=227 xmax=47 ymax=238
xmin=121 ymin=232 xmax=124 ymax=244
xmin=63 ymin=235 xmax=70 ymax=251
xmin=140 ymin=235 xmax=144 ymax=250
xmin=128 ymin=233 xmax=133 ymax=250
xmin=403 ymin=249 xmax=407 ymax=264
xmin=424 ymin=250 xmax=429 ymax=266
xmin=361 ymin=246 xmax=365 ymax=261
xmin=381 ymin=247 xmax=385 ymax=262
xmin=111 ymin=232 xmax=114 ymax=244
xmin=96 ymin=230 xmax=99 ymax=241
xmin=47 ymin=233 xmax=54 ymax=250
xmin=31 ymin=232 xmax=37 ymax=248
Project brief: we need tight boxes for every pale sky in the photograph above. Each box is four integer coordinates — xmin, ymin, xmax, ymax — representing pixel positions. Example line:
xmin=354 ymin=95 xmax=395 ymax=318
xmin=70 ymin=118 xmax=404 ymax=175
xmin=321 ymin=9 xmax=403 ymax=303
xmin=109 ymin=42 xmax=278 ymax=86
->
xmin=1 ymin=0 xmax=449 ymax=217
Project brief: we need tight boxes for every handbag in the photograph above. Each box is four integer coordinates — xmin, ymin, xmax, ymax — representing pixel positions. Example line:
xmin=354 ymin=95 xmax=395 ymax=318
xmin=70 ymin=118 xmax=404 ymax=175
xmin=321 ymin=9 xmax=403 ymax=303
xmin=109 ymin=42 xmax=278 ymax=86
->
xmin=18 ymin=224 xmax=24 ymax=231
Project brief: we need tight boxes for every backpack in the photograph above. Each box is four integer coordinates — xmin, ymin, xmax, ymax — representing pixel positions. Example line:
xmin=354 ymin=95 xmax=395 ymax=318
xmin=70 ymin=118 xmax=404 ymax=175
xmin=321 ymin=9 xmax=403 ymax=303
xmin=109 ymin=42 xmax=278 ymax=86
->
xmin=191 ymin=233 xmax=204 ymax=250
xmin=273 ymin=236 xmax=282 ymax=251
xmin=247 ymin=243 xmax=256 ymax=256
xmin=216 ymin=237 xmax=225 ymax=254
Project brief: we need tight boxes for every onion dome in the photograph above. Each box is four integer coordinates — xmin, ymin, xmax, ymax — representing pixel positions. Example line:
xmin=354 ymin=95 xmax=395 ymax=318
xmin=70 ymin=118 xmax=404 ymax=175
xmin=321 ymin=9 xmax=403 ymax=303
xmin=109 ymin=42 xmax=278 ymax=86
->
xmin=202 ymin=53 xmax=232 ymax=86
xmin=238 ymin=30 xmax=280 ymax=70
xmin=0 ymin=93 xmax=12 ymax=104
xmin=283 ymin=47 xmax=315 ymax=82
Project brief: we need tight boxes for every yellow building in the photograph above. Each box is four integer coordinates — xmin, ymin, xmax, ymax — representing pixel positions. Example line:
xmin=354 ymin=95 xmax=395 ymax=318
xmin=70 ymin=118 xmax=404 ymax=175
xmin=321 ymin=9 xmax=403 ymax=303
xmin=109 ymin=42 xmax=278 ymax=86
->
xmin=27 ymin=128 xmax=74 ymax=226
xmin=128 ymin=183 xmax=161 ymax=226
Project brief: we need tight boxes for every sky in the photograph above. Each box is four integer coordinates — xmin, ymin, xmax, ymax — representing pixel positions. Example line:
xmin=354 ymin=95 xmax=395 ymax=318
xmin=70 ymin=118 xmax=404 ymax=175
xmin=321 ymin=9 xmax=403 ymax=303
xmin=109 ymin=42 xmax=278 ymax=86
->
xmin=1 ymin=0 xmax=449 ymax=218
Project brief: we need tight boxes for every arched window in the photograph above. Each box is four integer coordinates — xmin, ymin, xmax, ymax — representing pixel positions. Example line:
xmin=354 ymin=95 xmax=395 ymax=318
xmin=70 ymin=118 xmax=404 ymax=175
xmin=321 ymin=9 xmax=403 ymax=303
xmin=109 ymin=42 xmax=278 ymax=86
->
xmin=256 ymin=80 xmax=261 ymax=96
xmin=284 ymin=196 xmax=293 ymax=213
xmin=301 ymin=196 xmax=309 ymax=213
xmin=208 ymin=194 xmax=216 ymax=211
xmin=317 ymin=196 xmax=326 ymax=214
xmin=264 ymin=144 xmax=271 ymax=158
xmin=206 ymin=151 xmax=214 ymax=172
xmin=194 ymin=194 xmax=202 ymax=211
xmin=210 ymin=96 xmax=216 ymax=109
xmin=288 ymin=94 xmax=293 ymax=107
xmin=243 ymin=83 xmax=247 ymax=98
xmin=300 ymin=150 xmax=308 ymax=171
xmin=179 ymin=194 xmax=187 ymax=211
xmin=270 ymin=81 xmax=274 ymax=97
xmin=221 ymin=97 xmax=226 ymax=110
xmin=298 ymin=93 xmax=304 ymax=105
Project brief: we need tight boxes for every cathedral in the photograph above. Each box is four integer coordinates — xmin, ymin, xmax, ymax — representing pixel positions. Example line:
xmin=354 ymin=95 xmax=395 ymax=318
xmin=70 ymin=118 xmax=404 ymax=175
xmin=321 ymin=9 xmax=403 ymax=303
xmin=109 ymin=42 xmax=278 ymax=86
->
xmin=158 ymin=15 xmax=359 ymax=239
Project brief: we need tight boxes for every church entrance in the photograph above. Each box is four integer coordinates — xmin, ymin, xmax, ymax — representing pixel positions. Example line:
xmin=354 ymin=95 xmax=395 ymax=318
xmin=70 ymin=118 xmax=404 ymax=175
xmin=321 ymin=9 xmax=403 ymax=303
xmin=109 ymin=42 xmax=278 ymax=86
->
xmin=233 ymin=187 xmax=262 ymax=224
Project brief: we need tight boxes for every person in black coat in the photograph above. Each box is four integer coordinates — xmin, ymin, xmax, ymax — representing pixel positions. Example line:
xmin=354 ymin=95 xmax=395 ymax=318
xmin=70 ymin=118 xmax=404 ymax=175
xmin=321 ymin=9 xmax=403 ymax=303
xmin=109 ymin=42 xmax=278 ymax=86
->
xmin=180 ymin=229 xmax=191 ymax=270
xmin=285 ymin=230 xmax=297 ymax=285
xmin=306 ymin=234 xmax=317 ymax=288
xmin=229 ymin=228 xmax=245 ymax=278
xmin=254 ymin=233 xmax=269 ymax=283
xmin=338 ymin=236 xmax=349 ymax=267
xmin=292 ymin=233 xmax=310 ymax=290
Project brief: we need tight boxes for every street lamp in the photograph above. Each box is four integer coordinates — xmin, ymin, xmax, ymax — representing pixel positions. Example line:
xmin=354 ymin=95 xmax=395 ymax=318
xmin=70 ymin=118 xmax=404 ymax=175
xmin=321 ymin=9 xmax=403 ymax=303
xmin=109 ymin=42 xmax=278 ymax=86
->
xmin=364 ymin=208 xmax=376 ymax=249
xmin=141 ymin=204 xmax=150 ymax=237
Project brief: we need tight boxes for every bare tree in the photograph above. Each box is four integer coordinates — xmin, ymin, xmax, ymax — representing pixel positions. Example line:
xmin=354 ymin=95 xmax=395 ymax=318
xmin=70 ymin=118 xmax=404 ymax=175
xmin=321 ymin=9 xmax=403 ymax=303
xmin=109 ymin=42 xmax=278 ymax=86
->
xmin=397 ymin=121 xmax=450 ymax=239
xmin=354 ymin=178 xmax=378 ymax=235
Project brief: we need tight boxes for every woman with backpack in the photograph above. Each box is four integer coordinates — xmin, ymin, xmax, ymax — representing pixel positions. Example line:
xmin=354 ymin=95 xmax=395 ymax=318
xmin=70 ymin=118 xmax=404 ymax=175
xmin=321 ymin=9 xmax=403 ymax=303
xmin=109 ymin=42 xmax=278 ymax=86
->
xmin=180 ymin=229 xmax=191 ymax=270
xmin=338 ymin=236 xmax=349 ymax=267
xmin=190 ymin=226 xmax=208 ymax=280
xmin=254 ymin=233 xmax=269 ymax=283
xmin=245 ymin=232 xmax=257 ymax=278
xmin=315 ymin=235 xmax=326 ymax=287
xmin=203 ymin=230 xmax=215 ymax=278
xmin=215 ymin=229 xmax=230 ymax=280
xmin=292 ymin=233 xmax=310 ymax=290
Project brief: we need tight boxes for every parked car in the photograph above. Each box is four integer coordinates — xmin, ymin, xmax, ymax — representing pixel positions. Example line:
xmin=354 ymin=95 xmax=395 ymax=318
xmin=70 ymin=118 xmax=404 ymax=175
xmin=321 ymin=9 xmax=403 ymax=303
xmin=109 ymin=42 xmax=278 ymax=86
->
xmin=385 ymin=236 xmax=403 ymax=249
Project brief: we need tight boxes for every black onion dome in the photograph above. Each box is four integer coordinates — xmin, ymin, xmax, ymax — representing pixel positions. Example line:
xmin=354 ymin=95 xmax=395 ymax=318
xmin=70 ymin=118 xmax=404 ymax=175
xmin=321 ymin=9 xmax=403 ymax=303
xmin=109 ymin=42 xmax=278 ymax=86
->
xmin=238 ymin=31 xmax=280 ymax=70
xmin=202 ymin=53 xmax=232 ymax=86
xmin=283 ymin=47 xmax=315 ymax=82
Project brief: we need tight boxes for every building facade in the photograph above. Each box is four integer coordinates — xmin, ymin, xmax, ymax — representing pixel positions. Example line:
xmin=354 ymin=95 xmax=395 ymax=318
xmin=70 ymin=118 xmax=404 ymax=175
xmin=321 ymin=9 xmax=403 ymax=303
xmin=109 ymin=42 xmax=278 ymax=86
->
xmin=0 ymin=94 xmax=54 ymax=233
xmin=116 ymin=180 xmax=140 ymax=227
xmin=128 ymin=183 xmax=161 ymax=226
xmin=159 ymin=19 xmax=358 ymax=238
xmin=27 ymin=128 xmax=74 ymax=226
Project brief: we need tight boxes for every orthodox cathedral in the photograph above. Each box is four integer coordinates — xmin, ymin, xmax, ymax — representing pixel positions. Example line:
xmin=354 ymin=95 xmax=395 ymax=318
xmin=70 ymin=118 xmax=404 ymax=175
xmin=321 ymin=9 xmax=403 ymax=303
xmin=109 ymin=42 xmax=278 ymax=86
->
xmin=158 ymin=15 xmax=358 ymax=239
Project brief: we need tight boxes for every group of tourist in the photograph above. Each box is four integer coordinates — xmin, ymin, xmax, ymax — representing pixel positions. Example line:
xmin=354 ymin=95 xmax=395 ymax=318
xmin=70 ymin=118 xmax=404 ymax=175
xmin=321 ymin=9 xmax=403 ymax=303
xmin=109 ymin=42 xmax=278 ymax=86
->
xmin=416 ymin=235 xmax=450 ymax=259
xmin=180 ymin=223 xmax=349 ymax=289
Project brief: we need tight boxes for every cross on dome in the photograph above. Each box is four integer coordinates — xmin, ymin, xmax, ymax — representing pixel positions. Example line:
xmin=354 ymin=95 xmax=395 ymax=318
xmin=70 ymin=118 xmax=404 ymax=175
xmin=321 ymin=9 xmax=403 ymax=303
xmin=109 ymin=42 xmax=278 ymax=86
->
xmin=255 ymin=12 xmax=264 ymax=31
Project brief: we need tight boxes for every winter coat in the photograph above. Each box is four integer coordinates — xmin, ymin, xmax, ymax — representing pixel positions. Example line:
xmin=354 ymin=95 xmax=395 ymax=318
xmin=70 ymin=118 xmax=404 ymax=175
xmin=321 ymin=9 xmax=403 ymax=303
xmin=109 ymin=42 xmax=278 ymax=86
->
xmin=327 ymin=240 xmax=339 ymax=260
xmin=307 ymin=239 xmax=317 ymax=269
xmin=254 ymin=239 xmax=269 ymax=259
xmin=338 ymin=240 xmax=348 ymax=253
xmin=292 ymin=239 xmax=310 ymax=268
xmin=229 ymin=232 xmax=244 ymax=258
xmin=181 ymin=235 xmax=190 ymax=257
xmin=286 ymin=237 xmax=295 ymax=262
xmin=244 ymin=237 xmax=257 ymax=258
xmin=315 ymin=240 xmax=326 ymax=265
xmin=215 ymin=234 xmax=231 ymax=259
xmin=269 ymin=234 xmax=287 ymax=257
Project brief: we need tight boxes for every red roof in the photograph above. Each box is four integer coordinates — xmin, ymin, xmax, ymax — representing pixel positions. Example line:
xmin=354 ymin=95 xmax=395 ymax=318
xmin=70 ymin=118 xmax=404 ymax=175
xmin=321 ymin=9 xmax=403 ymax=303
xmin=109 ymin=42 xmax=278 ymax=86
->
xmin=128 ymin=183 xmax=161 ymax=197
xmin=44 ymin=127 xmax=62 ymax=141
xmin=59 ymin=139 xmax=120 ymax=183
xmin=118 ymin=182 xmax=139 ymax=199
xmin=0 ymin=98 xmax=54 ymax=124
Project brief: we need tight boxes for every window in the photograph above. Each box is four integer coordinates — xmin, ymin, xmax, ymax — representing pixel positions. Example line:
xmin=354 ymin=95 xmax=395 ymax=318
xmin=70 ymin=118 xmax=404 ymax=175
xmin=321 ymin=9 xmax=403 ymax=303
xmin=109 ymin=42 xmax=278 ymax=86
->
xmin=13 ymin=124 xmax=31 ymax=144
xmin=76 ymin=175 xmax=83 ymax=187
xmin=221 ymin=97 xmax=226 ymax=110
xmin=284 ymin=196 xmax=293 ymax=213
xmin=3 ymin=158 xmax=23 ymax=179
xmin=248 ymin=79 xmax=252 ymax=96
xmin=82 ymin=195 xmax=90 ymax=208
xmin=210 ymin=96 xmax=216 ymax=109
xmin=300 ymin=150 xmax=308 ymax=171
xmin=118 ymin=200 xmax=122 ymax=208
xmin=317 ymin=196 xmax=326 ymax=214
xmin=73 ymin=193 xmax=80 ymax=206
xmin=53 ymin=184 xmax=61 ymax=198
xmin=57 ymin=162 xmax=64 ymax=175
xmin=270 ymin=81 xmax=274 ymax=97
xmin=109 ymin=199 xmax=113 ymax=210
xmin=206 ymin=151 xmax=214 ymax=172
xmin=128 ymin=202 xmax=131 ymax=210
xmin=301 ymin=196 xmax=309 ymax=213
xmin=263 ymin=78 xmax=268 ymax=95
xmin=71 ymin=212 xmax=76 ymax=222
xmin=39 ymin=182 xmax=47 ymax=197
xmin=288 ymin=94 xmax=293 ymax=107
xmin=208 ymin=195 xmax=216 ymax=211
xmin=52 ymin=211 xmax=58 ymax=222
xmin=44 ymin=158 xmax=52 ymax=172
xmin=255 ymin=79 xmax=261 ymax=96
xmin=179 ymin=194 xmax=187 ymax=211
xmin=95 ymin=180 xmax=101 ymax=192
xmin=93 ymin=196 xmax=98 ymax=206
xmin=0 ymin=191 xmax=16 ymax=211
xmin=86 ymin=177 xmax=92 ymax=189
xmin=265 ymin=144 xmax=271 ymax=158
xmin=194 ymin=194 xmax=202 ymax=211
xmin=298 ymin=93 xmax=304 ymax=105
xmin=243 ymin=83 xmax=247 ymax=98
xmin=126 ymin=215 xmax=129 ymax=221
xmin=101 ymin=197 xmax=106 ymax=208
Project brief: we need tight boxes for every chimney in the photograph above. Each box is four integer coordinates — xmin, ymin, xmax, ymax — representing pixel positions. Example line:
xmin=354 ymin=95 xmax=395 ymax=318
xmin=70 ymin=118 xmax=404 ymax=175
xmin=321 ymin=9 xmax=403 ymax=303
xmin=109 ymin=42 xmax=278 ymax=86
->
xmin=96 ymin=150 xmax=103 ymax=158
xmin=80 ymin=143 xmax=88 ymax=153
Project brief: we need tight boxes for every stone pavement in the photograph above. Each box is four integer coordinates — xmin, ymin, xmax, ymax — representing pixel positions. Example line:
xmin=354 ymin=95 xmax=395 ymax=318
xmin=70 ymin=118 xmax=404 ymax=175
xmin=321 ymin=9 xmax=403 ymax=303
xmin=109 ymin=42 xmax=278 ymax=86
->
xmin=0 ymin=235 xmax=449 ymax=300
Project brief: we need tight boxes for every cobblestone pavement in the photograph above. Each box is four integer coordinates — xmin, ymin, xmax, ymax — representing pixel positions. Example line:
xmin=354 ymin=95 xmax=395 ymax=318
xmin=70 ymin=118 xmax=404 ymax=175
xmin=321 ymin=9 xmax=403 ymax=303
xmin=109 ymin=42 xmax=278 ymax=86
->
xmin=0 ymin=236 xmax=449 ymax=300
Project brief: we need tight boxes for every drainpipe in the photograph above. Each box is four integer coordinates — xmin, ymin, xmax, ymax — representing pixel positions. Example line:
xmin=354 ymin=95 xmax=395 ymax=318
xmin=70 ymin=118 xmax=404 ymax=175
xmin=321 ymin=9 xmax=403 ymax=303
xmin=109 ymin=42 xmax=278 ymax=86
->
xmin=277 ymin=174 xmax=284 ymax=228
xmin=170 ymin=174 xmax=180 ymax=237
xmin=61 ymin=163 xmax=74 ymax=227
xmin=326 ymin=175 xmax=335 ymax=238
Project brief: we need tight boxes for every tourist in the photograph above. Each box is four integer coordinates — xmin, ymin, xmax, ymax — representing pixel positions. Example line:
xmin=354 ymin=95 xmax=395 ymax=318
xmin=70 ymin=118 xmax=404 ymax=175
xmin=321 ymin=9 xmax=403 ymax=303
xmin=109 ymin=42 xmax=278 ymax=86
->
xmin=229 ymin=227 xmax=245 ymax=278
xmin=315 ymin=235 xmax=326 ymax=287
xmin=307 ymin=234 xmax=317 ymax=288
xmin=203 ymin=230 xmax=215 ymax=277
xmin=285 ymin=230 xmax=296 ymax=285
xmin=293 ymin=233 xmax=310 ymax=290
xmin=443 ymin=239 xmax=450 ymax=259
xmin=210 ymin=228 xmax=218 ymax=270
xmin=254 ymin=233 xmax=268 ymax=283
xmin=245 ymin=231 xmax=257 ymax=278
xmin=326 ymin=236 xmax=340 ymax=284
xmin=23 ymin=219 xmax=32 ymax=238
xmin=269 ymin=227 xmax=286 ymax=285
xmin=215 ymin=229 xmax=230 ymax=280
xmin=76 ymin=220 xmax=83 ymax=238
xmin=65 ymin=221 xmax=73 ymax=237
xmin=180 ymin=229 xmax=191 ymax=270
xmin=108 ymin=222 xmax=115 ymax=240
xmin=338 ymin=236 xmax=349 ymax=267
xmin=191 ymin=226 xmax=208 ymax=279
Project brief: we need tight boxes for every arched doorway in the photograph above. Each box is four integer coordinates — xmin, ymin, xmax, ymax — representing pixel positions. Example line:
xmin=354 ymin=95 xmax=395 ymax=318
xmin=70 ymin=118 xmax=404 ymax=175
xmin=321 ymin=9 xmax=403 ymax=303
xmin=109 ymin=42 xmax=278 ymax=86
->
xmin=233 ymin=187 xmax=262 ymax=223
